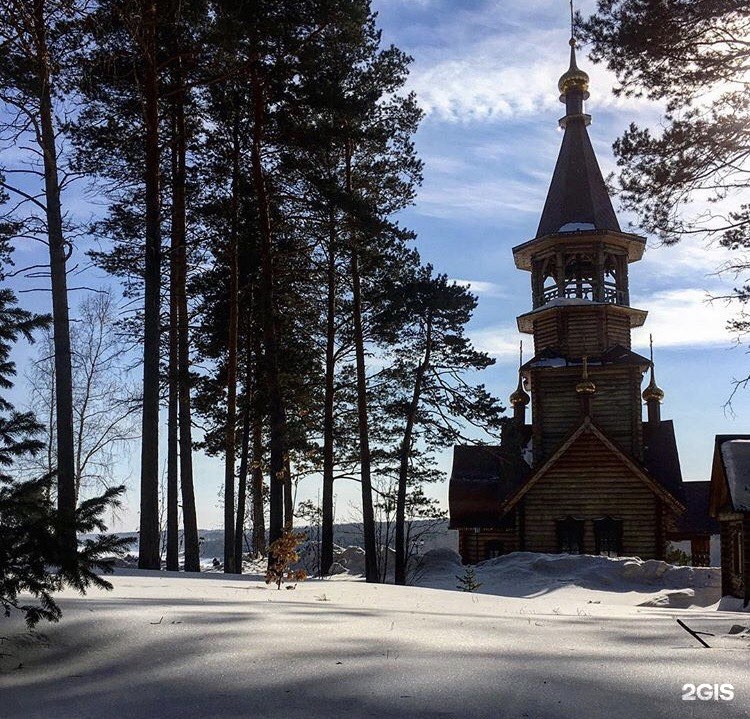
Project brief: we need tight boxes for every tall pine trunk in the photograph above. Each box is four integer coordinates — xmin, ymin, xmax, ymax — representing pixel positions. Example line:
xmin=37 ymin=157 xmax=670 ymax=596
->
xmin=31 ymin=0 xmax=76 ymax=565
xmin=284 ymin=454 xmax=293 ymax=530
xmin=345 ymin=140 xmax=378 ymax=583
xmin=234 ymin=389 xmax=251 ymax=572
xmin=172 ymin=56 xmax=199 ymax=573
xmin=395 ymin=314 xmax=432 ymax=585
xmin=138 ymin=0 xmax=161 ymax=569
xmin=249 ymin=65 xmax=287 ymax=550
xmin=223 ymin=105 xmax=240 ymax=574
xmin=250 ymin=330 xmax=266 ymax=557
xmin=251 ymin=409 xmax=266 ymax=556
xmin=166 ymin=108 xmax=180 ymax=572
xmin=320 ymin=214 xmax=336 ymax=575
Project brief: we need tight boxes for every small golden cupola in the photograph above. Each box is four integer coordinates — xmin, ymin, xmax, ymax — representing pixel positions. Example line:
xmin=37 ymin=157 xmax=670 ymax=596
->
xmin=557 ymin=2 xmax=589 ymax=123
xmin=576 ymin=355 xmax=596 ymax=417
xmin=558 ymin=38 xmax=590 ymax=102
xmin=575 ymin=355 xmax=596 ymax=396
xmin=509 ymin=342 xmax=531 ymax=423
xmin=642 ymin=335 xmax=664 ymax=423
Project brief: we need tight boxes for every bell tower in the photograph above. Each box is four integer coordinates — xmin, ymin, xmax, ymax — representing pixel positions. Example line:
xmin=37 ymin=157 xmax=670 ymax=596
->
xmin=450 ymin=16 xmax=694 ymax=566
xmin=511 ymin=34 xmax=650 ymax=463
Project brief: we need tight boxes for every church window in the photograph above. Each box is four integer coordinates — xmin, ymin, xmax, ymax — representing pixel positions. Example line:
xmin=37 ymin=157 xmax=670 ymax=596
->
xmin=593 ymin=516 xmax=623 ymax=557
xmin=556 ymin=516 xmax=584 ymax=554
xmin=484 ymin=540 xmax=504 ymax=560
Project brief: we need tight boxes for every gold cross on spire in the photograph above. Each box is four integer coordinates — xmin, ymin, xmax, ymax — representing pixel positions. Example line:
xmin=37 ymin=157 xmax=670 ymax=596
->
xmin=570 ymin=0 xmax=575 ymax=44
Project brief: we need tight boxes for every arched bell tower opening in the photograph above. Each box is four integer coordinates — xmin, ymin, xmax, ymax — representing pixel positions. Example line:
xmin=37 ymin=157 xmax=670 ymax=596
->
xmin=531 ymin=244 xmax=630 ymax=309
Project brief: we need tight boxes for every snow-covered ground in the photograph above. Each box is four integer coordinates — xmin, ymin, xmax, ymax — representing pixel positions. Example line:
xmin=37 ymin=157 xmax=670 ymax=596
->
xmin=2 ymin=551 xmax=749 ymax=719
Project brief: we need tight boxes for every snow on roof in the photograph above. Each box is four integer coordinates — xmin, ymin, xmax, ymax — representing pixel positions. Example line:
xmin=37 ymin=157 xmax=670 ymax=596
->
xmin=544 ymin=296 xmax=599 ymax=308
xmin=522 ymin=296 xmax=601 ymax=319
xmin=558 ymin=222 xmax=596 ymax=232
xmin=530 ymin=356 xmax=568 ymax=368
xmin=720 ymin=439 xmax=750 ymax=511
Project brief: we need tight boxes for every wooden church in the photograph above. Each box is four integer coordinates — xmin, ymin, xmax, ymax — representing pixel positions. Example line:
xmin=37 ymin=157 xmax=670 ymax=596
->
xmin=449 ymin=38 xmax=715 ymax=564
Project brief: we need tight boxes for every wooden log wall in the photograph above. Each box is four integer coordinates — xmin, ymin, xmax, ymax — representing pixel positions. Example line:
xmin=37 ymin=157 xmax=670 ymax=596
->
xmin=532 ymin=306 xmax=632 ymax=356
xmin=719 ymin=517 xmax=745 ymax=598
xmin=532 ymin=365 xmax=642 ymax=461
xmin=523 ymin=430 xmax=662 ymax=559
xmin=459 ymin=528 xmax=520 ymax=565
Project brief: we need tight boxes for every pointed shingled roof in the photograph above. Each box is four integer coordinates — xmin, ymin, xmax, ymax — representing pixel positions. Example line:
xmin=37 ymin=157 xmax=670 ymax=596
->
xmin=535 ymin=42 xmax=621 ymax=239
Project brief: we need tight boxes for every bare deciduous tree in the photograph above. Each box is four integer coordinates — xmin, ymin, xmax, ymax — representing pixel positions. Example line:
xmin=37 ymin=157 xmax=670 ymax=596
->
xmin=25 ymin=290 xmax=139 ymax=502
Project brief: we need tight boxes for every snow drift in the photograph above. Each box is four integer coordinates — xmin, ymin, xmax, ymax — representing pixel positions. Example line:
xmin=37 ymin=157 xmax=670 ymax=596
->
xmin=415 ymin=549 xmax=722 ymax=608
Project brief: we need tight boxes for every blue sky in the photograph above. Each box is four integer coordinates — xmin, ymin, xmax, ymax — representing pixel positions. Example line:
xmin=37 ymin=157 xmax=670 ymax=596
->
xmin=370 ymin=2 xmax=750 ymax=484
xmin=6 ymin=0 xmax=750 ymax=532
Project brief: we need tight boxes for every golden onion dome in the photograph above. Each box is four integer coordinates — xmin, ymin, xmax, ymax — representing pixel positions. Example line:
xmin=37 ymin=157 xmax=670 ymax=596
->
xmin=558 ymin=39 xmax=590 ymax=97
xmin=642 ymin=376 xmax=665 ymax=403
xmin=509 ymin=375 xmax=530 ymax=407
xmin=643 ymin=336 xmax=664 ymax=402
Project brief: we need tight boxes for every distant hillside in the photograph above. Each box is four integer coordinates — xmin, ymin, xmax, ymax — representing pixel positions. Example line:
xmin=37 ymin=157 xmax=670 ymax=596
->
xmin=104 ymin=519 xmax=458 ymax=561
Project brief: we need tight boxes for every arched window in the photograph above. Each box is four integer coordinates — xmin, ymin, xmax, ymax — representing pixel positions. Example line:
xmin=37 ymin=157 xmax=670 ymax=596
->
xmin=541 ymin=257 xmax=558 ymax=303
xmin=594 ymin=517 xmax=623 ymax=557
xmin=556 ymin=516 xmax=584 ymax=554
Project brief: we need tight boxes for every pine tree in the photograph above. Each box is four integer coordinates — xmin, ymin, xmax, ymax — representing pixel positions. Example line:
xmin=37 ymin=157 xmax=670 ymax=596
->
xmin=0 ymin=276 xmax=128 ymax=627
xmin=70 ymin=0 xmax=164 ymax=569
xmin=71 ymin=0 xmax=206 ymax=570
xmin=0 ymin=0 xmax=80 ymax=566
xmin=283 ymin=1 xmax=424 ymax=580
xmin=375 ymin=268 xmax=505 ymax=584
xmin=581 ymin=2 xmax=750 ymax=248
xmin=456 ymin=566 xmax=482 ymax=593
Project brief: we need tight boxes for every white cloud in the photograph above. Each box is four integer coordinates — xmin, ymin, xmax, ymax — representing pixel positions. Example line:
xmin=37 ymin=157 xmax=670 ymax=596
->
xmin=450 ymin=278 xmax=506 ymax=297
xmin=407 ymin=26 xmax=656 ymax=123
xmin=470 ymin=324 xmax=525 ymax=362
xmin=638 ymin=239 xmax=734 ymax=282
xmin=416 ymin=177 xmax=546 ymax=218
xmin=421 ymin=154 xmax=472 ymax=175
xmin=470 ymin=288 xmax=741 ymax=364
xmin=632 ymin=288 xmax=741 ymax=350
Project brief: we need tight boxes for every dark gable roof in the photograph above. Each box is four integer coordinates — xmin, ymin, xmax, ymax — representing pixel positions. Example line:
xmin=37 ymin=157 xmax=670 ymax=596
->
xmin=673 ymin=481 xmax=719 ymax=537
xmin=536 ymin=116 xmax=620 ymax=238
xmin=449 ymin=438 xmax=531 ymax=529
xmin=643 ymin=420 xmax=683 ymax=500
xmin=645 ymin=421 xmax=719 ymax=536
xmin=521 ymin=344 xmax=650 ymax=371
xmin=501 ymin=418 xmax=684 ymax=514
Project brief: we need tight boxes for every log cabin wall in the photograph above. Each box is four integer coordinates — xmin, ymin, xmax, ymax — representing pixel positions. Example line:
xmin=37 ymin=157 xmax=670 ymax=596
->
xmin=531 ymin=307 xmax=632 ymax=356
xmin=458 ymin=529 xmax=521 ymax=565
xmin=522 ymin=430 xmax=661 ymax=559
xmin=531 ymin=366 xmax=642 ymax=462
xmin=719 ymin=516 xmax=745 ymax=598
